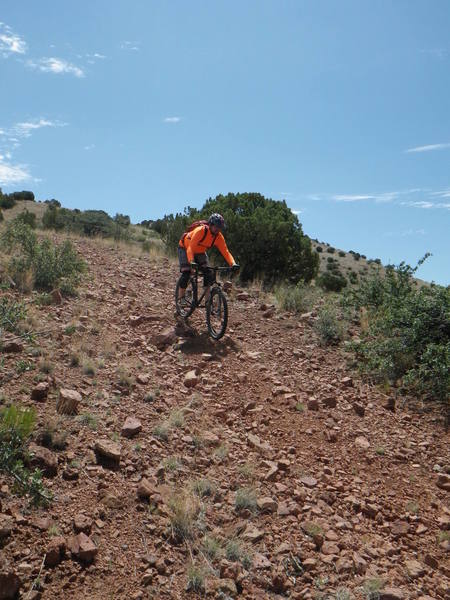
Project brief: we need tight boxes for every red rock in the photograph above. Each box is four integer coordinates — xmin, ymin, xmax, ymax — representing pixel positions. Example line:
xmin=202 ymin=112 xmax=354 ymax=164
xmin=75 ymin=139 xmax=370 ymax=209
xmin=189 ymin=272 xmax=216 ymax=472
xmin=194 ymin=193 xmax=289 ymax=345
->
xmin=45 ymin=536 xmax=66 ymax=567
xmin=437 ymin=473 xmax=450 ymax=491
xmin=150 ymin=327 xmax=177 ymax=350
xmin=31 ymin=382 xmax=49 ymax=402
xmin=29 ymin=444 xmax=58 ymax=477
xmin=121 ymin=416 xmax=142 ymax=438
xmin=257 ymin=497 xmax=278 ymax=513
xmin=299 ymin=475 xmax=317 ymax=488
xmin=252 ymin=553 xmax=271 ymax=569
xmin=95 ymin=440 xmax=121 ymax=465
xmin=0 ymin=568 xmax=21 ymax=599
xmin=57 ymin=389 xmax=81 ymax=415
xmin=137 ymin=478 xmax=157 ymax=500
xmin=391 ymin=520 xmax=410 ymax=537
xmin=307 ymin=398 xmax=319 ymax=411
xmin=0 ymin=515 xmax=13 ymax=539
xmin=322 ymin=396 xmax=337 ymax=408
xmin=68 ymin=532 xmax=97 ymax=563
xmin=379 ymin=589 xmax=405 ymax=600
xmin=73 ymin=514 xmax=92 ymax=534
xmin=321 ymin=541 xmax=339 ymax=555
xmin=184 ymin=370 xmax=199 ymax=388
xmin=353 ymin=402 xmax=365 ymax=417
xmin=355 ymin=436 xmax=370 ymax=449
xmin=424 ymin=554 xmax=438 ymax=570
xmin=405 ymin=559 xmax=425 ymax=579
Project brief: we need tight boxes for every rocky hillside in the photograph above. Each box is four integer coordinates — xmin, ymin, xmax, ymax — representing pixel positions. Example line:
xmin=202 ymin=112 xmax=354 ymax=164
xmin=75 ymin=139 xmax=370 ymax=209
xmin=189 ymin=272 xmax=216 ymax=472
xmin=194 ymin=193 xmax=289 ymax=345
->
xmin=0 ymin=236 xmax=449 ymax=600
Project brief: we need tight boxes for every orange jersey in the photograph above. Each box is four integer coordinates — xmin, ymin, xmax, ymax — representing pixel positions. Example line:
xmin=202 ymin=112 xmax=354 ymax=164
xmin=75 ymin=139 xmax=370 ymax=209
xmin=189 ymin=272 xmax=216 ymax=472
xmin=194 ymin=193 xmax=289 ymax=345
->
xmin=179 ymin=225 xmax=235 ymax=266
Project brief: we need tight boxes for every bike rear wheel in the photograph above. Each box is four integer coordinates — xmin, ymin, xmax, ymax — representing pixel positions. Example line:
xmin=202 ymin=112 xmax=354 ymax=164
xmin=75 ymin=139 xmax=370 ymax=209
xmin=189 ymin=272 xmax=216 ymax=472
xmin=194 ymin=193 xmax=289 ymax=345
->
xmin=175 ymin=277 xmax=196 ymax=318
xmin=206 ymin=287 xmax=228 ymax=340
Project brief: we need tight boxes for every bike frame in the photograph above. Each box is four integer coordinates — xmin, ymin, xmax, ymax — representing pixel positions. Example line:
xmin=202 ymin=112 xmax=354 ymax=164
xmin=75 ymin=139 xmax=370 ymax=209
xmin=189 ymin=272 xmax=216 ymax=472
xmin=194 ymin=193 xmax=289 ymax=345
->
xmin=190 ymin=265 xmax=229 ymax=308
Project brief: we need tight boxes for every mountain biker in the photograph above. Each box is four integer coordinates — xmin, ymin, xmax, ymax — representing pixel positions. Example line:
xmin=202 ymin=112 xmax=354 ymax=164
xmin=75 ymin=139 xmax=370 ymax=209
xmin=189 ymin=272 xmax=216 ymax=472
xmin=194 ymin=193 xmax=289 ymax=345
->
xmin=177 ymin=213 xmax=238 ymax=304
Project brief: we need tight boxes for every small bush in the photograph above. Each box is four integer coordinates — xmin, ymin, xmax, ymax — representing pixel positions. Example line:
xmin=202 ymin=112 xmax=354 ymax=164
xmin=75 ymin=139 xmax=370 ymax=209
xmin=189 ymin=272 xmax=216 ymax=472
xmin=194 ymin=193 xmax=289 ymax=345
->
xmin=275 ymin=282 xmax=317 ymax=314
xmin=315 ymin=306 xmax=343 ymax=345
xmin=153 ymin=422 xmax=169 ymax=441
xmin=191 ymin=478 xmax=214 ymax=498
xmin=317 ymin=271 xmax=347 ymax=292
xmin=347 ymin=256 xmax=449 ymax=402
xmin=326 ymin=247 xmax=335 ymax=254
xmin=201 ymin=536 xmax=221 ymax=561
xmin=39 ymin=419 xmax=68 ymax=450
xmin=0 ymin=405 xmax=51 ymax=505
xmin=338 ymin=251 xmax=346 ymax=257
xmin=168 ymin=493 xmax=199 ymax=541
xmin=186 ymin=564 xmax=205 ymax=593
xmin=0 ymin=208 xmax=3 ymax=222
xmin=169 ymin=409 xmax=185 ymax=429
xmin=1 ymin=221 xmax=86 ymax=292
xmin=15 ymin=210 xmax=36 ymax=229
xmin=235 ymin=487 xmax=258 ymax=512
xmin=0 ymin=298 xmax=27 ymax=333
xmin=316 ymin=246 xmax=323 ymax=253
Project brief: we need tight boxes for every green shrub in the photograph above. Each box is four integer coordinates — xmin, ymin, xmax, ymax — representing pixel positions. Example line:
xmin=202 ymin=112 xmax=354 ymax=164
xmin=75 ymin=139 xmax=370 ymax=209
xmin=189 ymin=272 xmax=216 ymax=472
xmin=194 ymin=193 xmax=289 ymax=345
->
xmin=0 ymin=298 xmax=27 ymax=333
xmin=235 ymin=487 xmax=258 ymax=512
xmin=338 ymin=251 xmax=346 ymax=257
xmin=326 ymin=247 xmax=335 ymax=254
xmin=315 ymin=306 xmax=343 ymax=345
xmin=1 ymin=221 xmax=86 ymax=292
xmin=317 ymin=271 xmax=347 ymax=292
xmin=275 ymin=282 xmax=317 ymax=313
xmin=0 ymin=191 xmax=16 ymax=209
xmin=155 ymin=193 xmax=319 ymax=284
xmin=0 ymin=208 xmax=3 ymax=222
xmin=0 ymin=405 xmax=50 ymax=505
xmin=15 ymin=210 xmax=36 ymax=229
xmin=347 ymin=256 xmax=449 ymax=402
xmin=316 ymin=246 xmax=323 ymax=253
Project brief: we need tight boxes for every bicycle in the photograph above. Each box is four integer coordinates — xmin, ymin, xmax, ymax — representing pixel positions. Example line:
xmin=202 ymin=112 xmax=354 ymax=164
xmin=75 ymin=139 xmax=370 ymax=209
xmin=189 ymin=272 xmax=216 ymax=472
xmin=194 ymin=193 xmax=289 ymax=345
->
xmin=175 ymin=263 xmax=238 ymax=340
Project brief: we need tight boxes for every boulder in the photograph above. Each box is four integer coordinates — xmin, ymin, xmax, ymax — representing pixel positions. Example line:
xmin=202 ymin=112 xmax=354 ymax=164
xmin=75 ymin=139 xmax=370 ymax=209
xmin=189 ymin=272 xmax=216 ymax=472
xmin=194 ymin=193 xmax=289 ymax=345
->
xmin=121 ymin=417 xmax=142 ymax=438
xmin=29 ymin=444 xmax=58 ymax=477
xmin=68 ymin=532 xmax=97 ymax=563
xmin=45 ymin=536 xmax=66 ymax=567
xmin=57 ymin=389 xmax=81 ymax=415
xmin=31 ymin=382 xmax=49 ymax=402
xmin=95 ymin=440 xmax=121 ymax=467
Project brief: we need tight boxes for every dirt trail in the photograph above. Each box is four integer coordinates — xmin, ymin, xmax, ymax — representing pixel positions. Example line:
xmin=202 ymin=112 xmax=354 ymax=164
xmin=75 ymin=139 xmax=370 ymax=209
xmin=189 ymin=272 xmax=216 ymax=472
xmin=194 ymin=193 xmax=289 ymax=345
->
xmin=0 ymin=238 xmax=448 ymax=600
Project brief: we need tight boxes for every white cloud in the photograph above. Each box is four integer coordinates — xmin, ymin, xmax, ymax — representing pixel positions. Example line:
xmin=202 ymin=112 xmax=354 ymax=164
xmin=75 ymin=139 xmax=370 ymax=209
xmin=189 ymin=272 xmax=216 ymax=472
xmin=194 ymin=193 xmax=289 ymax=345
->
xmin=291 ymin=209 xmax=303 ymax=215
xmin=0 ymin=22 xmax=27 ymax=56
xmin=405 ymin=143 xmax=450 ymax=153
xmin=164 ymin=117 xmax=181 ymax=123
xmin=121 ymin=41 xmax=140 ymax=51
xmin=421 ymin=48 xmax=448 ymax=60
xmin=384 ymin=228 xmax=427 ymax=237
xmin=0 ymin=161 xmax=31 ymax=185
xmin=28 ymin=57 xmax=84 ymax=77
xmin=12 ymin=118 xmax=67 ymax=138
xmin=333 ymin=194 xmax=374 ymax=202
xmin=84 ymin=144 xmax=95 ymax=151
xmin=431 ymin=189 xmax=450 ymax=198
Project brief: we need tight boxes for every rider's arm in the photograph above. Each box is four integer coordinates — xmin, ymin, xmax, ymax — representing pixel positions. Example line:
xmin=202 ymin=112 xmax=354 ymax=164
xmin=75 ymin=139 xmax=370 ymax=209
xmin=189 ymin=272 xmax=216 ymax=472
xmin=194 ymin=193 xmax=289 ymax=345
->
xmin=214 ymin=233 xmax=235 ymax=266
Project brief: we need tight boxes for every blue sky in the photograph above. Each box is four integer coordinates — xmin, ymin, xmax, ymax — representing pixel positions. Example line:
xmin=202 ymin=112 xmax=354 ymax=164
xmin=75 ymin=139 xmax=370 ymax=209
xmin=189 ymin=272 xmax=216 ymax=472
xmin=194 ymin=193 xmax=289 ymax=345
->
xmin=0 ymin=0 xmax=449 ymax=284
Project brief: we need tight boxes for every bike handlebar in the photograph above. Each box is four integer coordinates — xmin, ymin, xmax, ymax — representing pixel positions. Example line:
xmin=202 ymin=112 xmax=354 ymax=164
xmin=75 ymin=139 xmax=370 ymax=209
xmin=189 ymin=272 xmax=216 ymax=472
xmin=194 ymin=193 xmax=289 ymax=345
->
xmin=190 ymin=263 xmax=239 ymax=273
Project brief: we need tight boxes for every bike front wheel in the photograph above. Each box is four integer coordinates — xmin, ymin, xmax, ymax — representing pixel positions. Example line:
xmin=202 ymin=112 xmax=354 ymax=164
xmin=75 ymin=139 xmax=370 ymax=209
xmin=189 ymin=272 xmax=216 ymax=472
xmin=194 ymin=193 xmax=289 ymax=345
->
xmin=206 ymin=287 xmax=228 ymax=340
xmin=175 ymin=277 xmax=196 ymax=318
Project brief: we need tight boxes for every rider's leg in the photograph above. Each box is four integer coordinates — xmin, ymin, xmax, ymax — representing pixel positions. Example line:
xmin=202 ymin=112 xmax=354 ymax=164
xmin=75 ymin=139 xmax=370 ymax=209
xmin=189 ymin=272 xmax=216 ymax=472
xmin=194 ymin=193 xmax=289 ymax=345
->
xmin=178 ymin=271 xmax=190 ymax=299
xmin=197 ymin=254 xmax=212 ymax=302
xmin=177 ymin=248 xmax=190 ymax=299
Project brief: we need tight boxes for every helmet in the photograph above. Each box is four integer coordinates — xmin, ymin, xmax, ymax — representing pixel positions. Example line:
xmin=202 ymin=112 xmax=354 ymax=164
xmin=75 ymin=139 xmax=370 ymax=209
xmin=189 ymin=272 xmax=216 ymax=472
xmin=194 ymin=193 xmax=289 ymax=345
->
xmin=208 ymin=213 xmax=225 ymax=230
